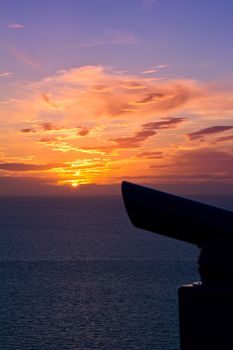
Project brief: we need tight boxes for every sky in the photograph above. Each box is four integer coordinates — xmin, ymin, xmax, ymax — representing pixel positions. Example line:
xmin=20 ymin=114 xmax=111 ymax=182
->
xmin=0 ymin=0 xmax=232 ymax=195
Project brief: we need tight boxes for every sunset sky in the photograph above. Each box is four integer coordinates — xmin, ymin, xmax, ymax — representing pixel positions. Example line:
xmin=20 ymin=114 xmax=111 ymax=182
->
xmin=0 ymin=0 xmax=233 ymax=195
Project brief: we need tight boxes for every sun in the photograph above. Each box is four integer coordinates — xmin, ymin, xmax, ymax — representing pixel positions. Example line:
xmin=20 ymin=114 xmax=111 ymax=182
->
xmin=71 ymin=182 xmax=79 ymax=188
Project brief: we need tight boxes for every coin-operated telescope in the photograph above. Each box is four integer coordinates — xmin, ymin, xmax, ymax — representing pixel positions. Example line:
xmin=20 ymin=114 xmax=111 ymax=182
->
xmin=122 ymin=181 xmax=233 ymax=350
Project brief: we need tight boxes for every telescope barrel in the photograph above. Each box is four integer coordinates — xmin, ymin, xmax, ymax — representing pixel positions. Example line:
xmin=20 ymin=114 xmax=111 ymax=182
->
xmin=122 ymin=181 xmax=233 ymax=247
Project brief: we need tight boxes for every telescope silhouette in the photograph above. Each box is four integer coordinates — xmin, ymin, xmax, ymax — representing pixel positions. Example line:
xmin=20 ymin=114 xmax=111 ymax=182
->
xmin=122 ymin=181 xmax=233 ymax=285
xmin=122 ymin=181 xmax=233 ymax=349
xmin=122 ymin=181 xmax=233 ymax=247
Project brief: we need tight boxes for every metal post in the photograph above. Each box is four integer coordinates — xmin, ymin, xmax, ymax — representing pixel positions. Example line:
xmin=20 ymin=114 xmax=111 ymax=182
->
xmin=179 ymin=237 xmax=233 ymax=350
xmin=179 ymin=284 xmax=233 ymax=350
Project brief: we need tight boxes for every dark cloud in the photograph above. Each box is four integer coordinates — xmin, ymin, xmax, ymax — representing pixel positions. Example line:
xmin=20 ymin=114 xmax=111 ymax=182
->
xmin=137 ymin=92 xmax=165 ymax=104
xmin=0 ymin=176 xmax=73 ymax=196
xmin=0 ymin=163 xmax=68 ymax=171
xmin=21 ymin=122 xmax=61 ymax=133
xmin=20 ymin=124 xmax=61 ymax=134
xmin=151 ymin=149 xmax=233 ymax=176
xmin=187 ymin=125 xmax=233 ymax=141
xmin=181 ymin=149 xmax=233 ymax=174
xmin=39 ymin=137 xmax=57 ymax=143
xmin=135 ymin=151 xmax=163 ymax=159
xmin=110 ymin=117 xmax=185 ymax=149
xmin=157 ymin=85 xmax=195 ymax=111
xmin=40 ymin=122 xmax=61 ymax=131
xmin=77 ymin=127 xmax=90 ymax=136
xmin=21 ymin=128 xmax=36 ymax=133
xmin=41 ymin=93 xmax=51 ymax=104
xmin=142 ymin=117 xmax=185 ymax=130
xmin=131 ymin=83 xmax=197 ymax=112
xmin=21 ymin=123 xmax=90 ymax=136
xmin=41 ymin=93 xmax=60 ymax=108
xmin=110 ymin=129 xmax=157 ymax=148
xmin=215 ymin=134 xmax=233 ymax=143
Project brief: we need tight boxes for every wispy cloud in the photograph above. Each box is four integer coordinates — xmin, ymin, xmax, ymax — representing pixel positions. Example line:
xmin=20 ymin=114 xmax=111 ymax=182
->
xmin=142 ymin=0 xmax=158 ymax=10
xmin=156 ymin=64 xmax=171 ymax=69
xmin=141 ymin=69 xmax=158 ymax=74
xmin=140 ymin=65 xmax=171 ymax=75
xmin=77 ymin=30 xmax=140 ymax=48
xmin=0 ymin=71 xmax=14 ymax=78
xmin=5 ymin=22 xmax=25 ymax=29
xmin=9 ymin=47 xmax=42 ymax=70
xmin=187 ymin=125 xmax=233 ymax=140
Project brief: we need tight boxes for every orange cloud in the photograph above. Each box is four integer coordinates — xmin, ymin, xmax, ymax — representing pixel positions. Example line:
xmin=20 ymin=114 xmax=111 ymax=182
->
xmin=2 ymin=66 xmax=232 ymax=134
xmin=1 ymin=65 xmax=233 ymax=192
xmin=29 ymin=66 xmax=204 ymax=123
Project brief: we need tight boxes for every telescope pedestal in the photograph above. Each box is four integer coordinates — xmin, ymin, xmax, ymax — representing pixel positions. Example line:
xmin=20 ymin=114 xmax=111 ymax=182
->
xmin=179 ymin=283 xmax=233 ymax=350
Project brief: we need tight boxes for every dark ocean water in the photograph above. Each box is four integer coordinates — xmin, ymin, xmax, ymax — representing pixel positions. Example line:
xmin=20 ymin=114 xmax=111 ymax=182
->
xmin=0 ymin=195 xmax=232 ymax=350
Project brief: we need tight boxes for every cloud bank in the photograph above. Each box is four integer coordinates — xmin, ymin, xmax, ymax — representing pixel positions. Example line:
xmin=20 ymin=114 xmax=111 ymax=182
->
xmin=1 ymin=65 xmax=233 ymax=194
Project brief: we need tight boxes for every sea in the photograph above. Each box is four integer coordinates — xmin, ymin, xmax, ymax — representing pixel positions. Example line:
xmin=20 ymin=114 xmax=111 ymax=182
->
xmin=0 ymin=195 xmax=232 ymax=350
